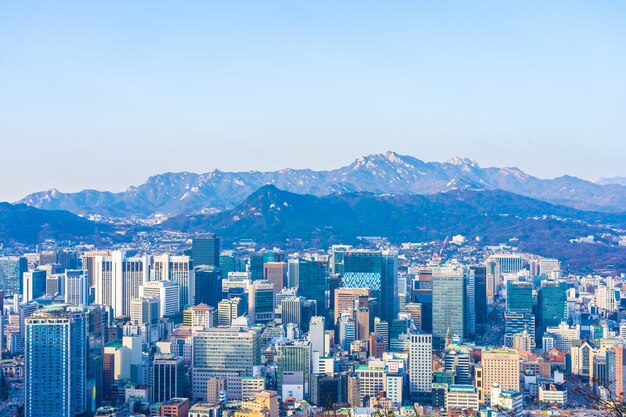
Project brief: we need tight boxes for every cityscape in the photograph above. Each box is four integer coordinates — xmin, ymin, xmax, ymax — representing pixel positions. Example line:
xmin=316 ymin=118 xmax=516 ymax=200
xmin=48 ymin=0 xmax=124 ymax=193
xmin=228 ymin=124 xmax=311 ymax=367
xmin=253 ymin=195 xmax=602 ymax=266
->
xmin=2 ymin=2 xmax=626 ymax=417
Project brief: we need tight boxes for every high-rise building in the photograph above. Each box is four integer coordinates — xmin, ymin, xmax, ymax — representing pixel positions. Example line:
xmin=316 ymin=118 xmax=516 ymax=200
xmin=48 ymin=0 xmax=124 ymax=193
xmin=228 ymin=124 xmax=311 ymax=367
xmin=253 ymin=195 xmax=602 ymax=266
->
xmin=337 ymin=313 xmax=356 ymax=350
xmin=343 ymin=250 xmax=397 ymax=323
xmin=130 ymin=296 xmax=160 ymax=326
xmin=464 ymin=268 xmax=476 ymax=339
xmin=0 ymin=256 xmax=28 ymax=295
xmin=489 ymin=254 xmax=524 ymax=274
xmin=297 ymin=258 xmax=327 ymax=316
xmin=432 ymin=267 xmax=465 ymax=348
xmin=23 ymin=269 xmax=46 ymax=302
xmin=281 ymin=296 xmax=304 ymax=328
xmin=65 ymin=269 xmax=89 ymax=306
xmin=139 ymin=280 xmax=180 ymax=318
xmin=471 ymin=266 xmax=488 ymax=327
xmin=192 ymin=234 xmax=220 ymax=267
xmin=183 ymin=303 xmax=217 ymax=329
xmin=25 ymin=305 xmax=87 ymax=417
xmin=218 ymin=297 xmax=245 ymax=326
xmin=505 ymin=280 xmax=535 ymax=348
xmin=478 ymin=349 xmax=520 ymax=403
xmin=94 ymin=251 xmax=149 ymax=317
xmin=46 ymin=273 xmax=64 ymax=296
xmin=334 ymin=288 xmax=371 ymax=324
xmin=445 ymin=345 xmax=471 ymax=385
xmin=309 ymin=316 xmax=325 ymax=355
xmin=153 ymin=354 xmax=186 ymax=403
xmin=152 ymin=254 xmax=194 ymax=308
xmin=277 ymin=340 xmax=312 ymax=399
xmin=536 ymin=281 xmax=568 ymax=343
xmin=409 ymin=333 xmax=433 ymax=398
xmin=191 ymin=327 xmax=261 ymax=401
xmin=194 ymin=265 xmax=222 ymax=308
xmin=249 ymin=281 xmax=275 ymax=324
xmin=220 ymin=251 xmax=239 ymax=276
xmin=263 ymin=262 xmax=285 ymax=293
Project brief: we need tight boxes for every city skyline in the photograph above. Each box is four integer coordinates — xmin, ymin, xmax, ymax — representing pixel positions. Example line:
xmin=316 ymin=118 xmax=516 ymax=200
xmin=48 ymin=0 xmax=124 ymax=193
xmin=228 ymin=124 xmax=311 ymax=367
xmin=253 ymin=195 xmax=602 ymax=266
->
xmin=2 ymin=1 xmax=626 ymax=201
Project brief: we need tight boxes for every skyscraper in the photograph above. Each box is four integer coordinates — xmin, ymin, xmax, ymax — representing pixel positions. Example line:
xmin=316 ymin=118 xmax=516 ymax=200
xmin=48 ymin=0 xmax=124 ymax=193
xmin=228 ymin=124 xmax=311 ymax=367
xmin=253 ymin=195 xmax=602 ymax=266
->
xmin=505 ymin=280 xmax=535 ymax=348
xmin=94 ymin=251 xmax=149 ymax=317
xmin=536 ymin=281 xmax=568 ymax=343
xmin=139 ymin=280 xmax=180 ymax=318
xmin=263 ymin=262 xmax=285 ymax=293
xmin=65 ymin=269 xmax=89 ymax=306
xmin=152 ymin=254 xmax=194 ymax=309
xmin=23 ymin=269 xmax=46 ymax=303
xmin=297 ymin=258 xmax=327 ymax=316
xmin=153 ymin=354 xmax=186 ymax=403
xmin=249 ymin=280 xmax=275 ymax=324
xmin=194 ymin=265 xmax=222 ymax=308
xmin=0 ymin=256 xmax=28 ymax=295
xmin=471 ymin=265 xmax=488 ymax=327
xmin=192 ymin=233 xmax=220 ymax=267
xmin=25 ymin=305 xmax=87 ymax=417
xmin=409 ymin=333 xmax=433 ymax=398
xmin=432 ymin=267 xmax=465 ymax=348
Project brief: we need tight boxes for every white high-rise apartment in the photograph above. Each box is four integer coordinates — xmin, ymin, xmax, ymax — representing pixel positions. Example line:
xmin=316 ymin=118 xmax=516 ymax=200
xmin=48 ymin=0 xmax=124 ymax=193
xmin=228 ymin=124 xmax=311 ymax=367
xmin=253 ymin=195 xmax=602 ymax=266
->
xmin=152 ymin=254 xmax=194 ymax=308
xmin=309 ymin=316 xmax=325 ymax=356
xmin=94 ymin=251 xmax=149 ymax=317
xmin=409 ymin=333 xmax=432 ymax=395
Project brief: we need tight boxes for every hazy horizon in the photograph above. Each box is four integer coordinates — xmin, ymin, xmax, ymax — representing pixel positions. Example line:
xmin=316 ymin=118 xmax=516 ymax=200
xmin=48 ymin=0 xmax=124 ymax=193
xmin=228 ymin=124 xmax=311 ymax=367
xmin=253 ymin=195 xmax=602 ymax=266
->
xmin=2 ymin=1 xmax=625 ymax=201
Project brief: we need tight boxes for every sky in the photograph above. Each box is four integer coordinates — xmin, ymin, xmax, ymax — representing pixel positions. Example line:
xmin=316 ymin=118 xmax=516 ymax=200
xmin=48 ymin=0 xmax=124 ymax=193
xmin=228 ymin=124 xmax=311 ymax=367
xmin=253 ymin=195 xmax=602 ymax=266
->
xmin=1 ymin=1 xmax=625 ymax=202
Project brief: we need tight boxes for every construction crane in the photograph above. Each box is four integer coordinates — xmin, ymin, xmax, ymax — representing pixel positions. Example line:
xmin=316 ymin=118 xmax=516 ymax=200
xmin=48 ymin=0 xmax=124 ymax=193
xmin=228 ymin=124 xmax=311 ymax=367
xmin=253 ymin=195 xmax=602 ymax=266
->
xmin=433 ymin=235 xmax=449 ymax=266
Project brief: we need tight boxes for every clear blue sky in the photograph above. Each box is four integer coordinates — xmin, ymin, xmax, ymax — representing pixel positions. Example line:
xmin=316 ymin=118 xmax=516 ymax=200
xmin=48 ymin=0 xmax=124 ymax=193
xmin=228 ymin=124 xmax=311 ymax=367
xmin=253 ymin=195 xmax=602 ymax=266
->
xmin=1 ymin=1 xmax=625 ymax=201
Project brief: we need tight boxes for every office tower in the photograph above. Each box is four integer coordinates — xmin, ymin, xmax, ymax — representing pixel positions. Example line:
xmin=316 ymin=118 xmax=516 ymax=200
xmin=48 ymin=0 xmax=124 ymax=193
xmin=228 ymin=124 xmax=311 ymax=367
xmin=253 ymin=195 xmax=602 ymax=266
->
xmin=485 ymin=259 xmax=498 ymax=305
xmin=45 ymin=273 xmax=63 ymax=296
xmin=309 ymin=316 xmax=325 ymax=354
xmin=263 ymin=262 xmax=285 ymax=292
xmin=287 ymin=258 xmax=299 ymax=288
xmin=281 ymin=296 xmax=304 ymax=328
xmin=183 ymin=303 xmax=217 ymax=329
xmin=85 ymin=305 xmax=105 ymax=406
xmin=374 ymin=318 xmax=389 ymax=349
xmin=615 ymin=345 xmax=626 ymax=400
xmin=464 ymin=268 xmax=476 ymax=339
xmin=0 ymin=256 xmax=28 ymax=295
xmin=153 ymin=354 xmax=186 ymax=403
xmin=194 ymin=265 xmax=222 ymax=308
xmin=369 ymin=333 xmax=386 ymax=358
xmin=218 ymin=298 xmax=244 ymax=326
xmin=539 ymin=258 xmax=560 ymax=276
xmin=445 ymin=345 xmax=471 ymax=384
xmin=94 ymin=251 xmax=149 ymax=317
xmin=544 ymin=322 xmax=579 ymax=351
xmin=191 ymin=327 xmax=261 ymax=401
xmin=152 ymin=254 xmax=194 ymax=308
xmin=536 ymin=281 xmax=568 ymax=343
xmin=356 ymin=306 xmax=370 ymax=341
xmin=445 ymin=385 xmax=479 ymax=414
xmin=411 ymin=269 xmax=433 ymax=333
xmin=337 ymin=313 xmax=356 ymax=350
xmin=505 ymin=280 xmax=535 ymax=348
xmin=479 ymin=349 xmax=520 ymax=403
xmin=343 ymin=250 xmax=397 ymax=323
xmin=409 ymin=333 xmax=433 ymax=398
xmin=248 ymin=253 xmax=264 ymax=280
xmin=130 ymin=296 xmax=160 ymax=325
xmin=276 ymin=340 xmax=312 ymax=399
xmin=398 ymin=275 xmax=408 ymax=312
xmin=220 ymin=250 xmax=239 ymax=274
xmin=489 ymin=254 xmax=524 ymax=274
xmin=65 ymin=269 xmax=89 ymax=306
xmin=471 ymin=266 xmax=487 ymax=327
xmin=25 ymin=305 xmax=87 ymax=417
xmin=432 ymin=267 xmax=465 ymax=348
xmin=297 ymin=258 xmax=327 ymax=316
xmin=249 ymin=281 xmax=275 ymax=324
xmin=139 ymin=280 xmax=180 ymax=318
xmin=380 ymin=251 xmax=399 ymax=324
xmin=402 ymin=303 xmax=422 ymax=330
xmin=192 ymin=233 xmax=220 ymax=267
xmin=23 ymin=269 xmax=46 ymax=302
xmin=330 ymin=245 xmax=351 ymax=276
xmin=334 ymin=288 xmax=371 ymax=324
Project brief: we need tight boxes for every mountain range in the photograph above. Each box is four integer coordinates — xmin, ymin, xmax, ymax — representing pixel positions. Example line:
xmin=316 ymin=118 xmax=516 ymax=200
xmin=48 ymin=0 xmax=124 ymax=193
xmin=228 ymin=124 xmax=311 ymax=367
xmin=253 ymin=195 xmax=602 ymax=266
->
xmin=164 ymin=185 xmax=626 ymax=272
xmin=17 ymin=152 xmax=626 ymax=217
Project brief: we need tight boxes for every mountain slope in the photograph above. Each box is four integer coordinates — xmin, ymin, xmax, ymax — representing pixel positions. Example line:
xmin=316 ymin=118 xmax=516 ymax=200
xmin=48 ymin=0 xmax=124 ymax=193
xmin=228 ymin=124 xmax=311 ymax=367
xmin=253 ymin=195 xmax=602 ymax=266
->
xmin=164 ymin=185 xmax=626 ymax=272
xmin=19 ymin=152 xmax=626 ymax=217
xmin=0 ymin=203 xmax=112 ymax=245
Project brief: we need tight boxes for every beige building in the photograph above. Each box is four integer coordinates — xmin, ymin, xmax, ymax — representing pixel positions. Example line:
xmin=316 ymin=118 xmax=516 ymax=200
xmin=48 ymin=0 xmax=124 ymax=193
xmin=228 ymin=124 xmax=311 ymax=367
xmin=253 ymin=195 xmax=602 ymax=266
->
xmin=478 ymin=349 xmax=520 ymax=403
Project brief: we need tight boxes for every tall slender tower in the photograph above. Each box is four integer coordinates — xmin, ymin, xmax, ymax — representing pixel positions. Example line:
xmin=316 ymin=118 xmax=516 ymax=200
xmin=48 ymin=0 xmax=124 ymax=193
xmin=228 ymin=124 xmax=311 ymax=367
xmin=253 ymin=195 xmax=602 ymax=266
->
xmin=409 ymin=333 xmax=433 ymax=399
xmin=25 ymin=305 xmax=87 ymax=417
